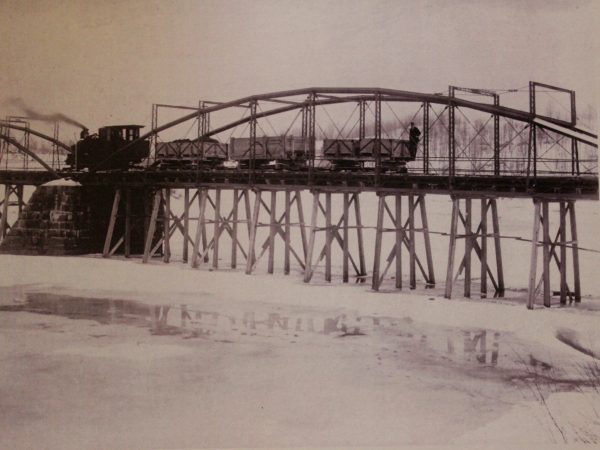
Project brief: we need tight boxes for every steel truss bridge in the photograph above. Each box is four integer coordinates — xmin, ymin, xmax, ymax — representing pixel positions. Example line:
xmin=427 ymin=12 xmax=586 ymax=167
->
xmin=0 ymin=83 xmax=597 ymax=309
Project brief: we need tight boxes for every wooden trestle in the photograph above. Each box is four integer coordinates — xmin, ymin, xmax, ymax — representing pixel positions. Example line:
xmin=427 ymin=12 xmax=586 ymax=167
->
xmin=527 ymin=199 xmax=580 ymax=309
xmin=444 ymin=196 xmax=504 ymax=299
xmin=97 ymin=186 xmax=589 ymax=310
xmin=303 ymin=190 xmax=367 ymax=283
xmin=0 ymin=183 xmax=25 ymax=242
xmin=371 ymin=193 xmax=435 ymax=291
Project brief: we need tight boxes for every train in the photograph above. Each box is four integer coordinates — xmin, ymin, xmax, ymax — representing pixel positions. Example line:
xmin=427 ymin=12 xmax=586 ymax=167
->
xmin=154 ymin=135 xmax=417 ymax=172
xmin=67 ymin=126 xmax=418 ymax=173
xmin=66 ymin=125 xmax=150 ymax=171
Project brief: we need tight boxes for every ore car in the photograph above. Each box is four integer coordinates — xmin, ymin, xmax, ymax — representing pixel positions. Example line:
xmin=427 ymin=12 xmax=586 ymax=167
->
xmin=229 ymin=135 xmax=309 ymax=169
xmin=322 ymin=138 xmax=414 ymax=171
xmin=154 ymin=137 xmax=228 ymax=169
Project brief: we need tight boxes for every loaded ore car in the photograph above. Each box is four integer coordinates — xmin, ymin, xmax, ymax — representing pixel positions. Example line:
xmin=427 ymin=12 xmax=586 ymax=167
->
xmin=66 ymin=125 xmax=149 ymax=171
xmin=322 ymin=138 xmax=415 ymax=172
xmin=154 ymin=137 xmax=228 ymax=169
xmin=229 ymin=135 xmax=309 ymax=169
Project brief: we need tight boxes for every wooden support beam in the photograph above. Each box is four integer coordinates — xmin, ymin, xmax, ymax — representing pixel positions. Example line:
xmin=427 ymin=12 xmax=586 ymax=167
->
xmin=163 ymin=188 xmax=171 ymax=263
xmin=124 ymin=189 xmax=131 ymax=257
xmin=464 ymin=198 xmax=472 ymax=298
xmin=183 ymin=188 xmax=189 ymax=263
xmin=246 ymin=190 xmax=261 ymax=275
xmin=480 ymin=199 xmax=488 ymax=298
xmin=212 ymin=189 xmax=221 ymax=269
xmin=296 ymin=191 xmax=308 ymax=259
xmin=191 ymin=189 xmax=208 ymax=268
xmin=491 ymin=200 xmax=504 ymax=295
xmin=372 ymin=195 xmax=385 ymax=291
xmin=395 ymin=195 xmax=402 ymax=289
xmin=569 ymin=201 xmax=581 ymax=302
xmin=268 ymin=191 xmax=277 ymax=274
xmin=419 ymin=195 xmax=435 ymax=287
xmin=231 ymin=189 xmax=239 ymax=269
xmin=325 ymin=192 xmax=332 ymax=282
xmin=103 ymin=189 xmax=121 ymax=258
xmin=559 ymin=202 xmax=567 ymax=304
xmin=542 ymin=201 xmax=551 ymax=307
xmin=143 ymin=191 xmax=162 ymax=263
xmin=284 ymin=190 xmax=291 ymax=275
xmin=445 ymin=198 xmax=459 ymax=299
xmin=409 ymin=195 xmax=416 ymax=289
xmin=303 ymin=191 xmax=320 ymax=283
xmin=527 ymin=201 xmax=541 ymax=309
xmin=354 ymin=194 xmax=366 ymax=280
xmin=0 ymin=184 xmax=9 ymax=239
xmin=343 ymin=193 xmax=350 ymax=283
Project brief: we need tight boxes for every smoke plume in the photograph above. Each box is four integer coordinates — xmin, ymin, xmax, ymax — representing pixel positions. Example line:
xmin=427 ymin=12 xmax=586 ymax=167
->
xmin=5 ymin=97 xmax=88 ymax=130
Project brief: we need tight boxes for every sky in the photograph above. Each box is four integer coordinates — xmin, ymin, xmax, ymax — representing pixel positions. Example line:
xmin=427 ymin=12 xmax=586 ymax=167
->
xmin=0 ymin=0 xmax=598 ymax=137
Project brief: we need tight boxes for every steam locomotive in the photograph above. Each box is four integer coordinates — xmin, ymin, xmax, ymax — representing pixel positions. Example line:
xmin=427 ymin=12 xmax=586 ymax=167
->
xmin=66 ymin=125 xmax=150 ymax=171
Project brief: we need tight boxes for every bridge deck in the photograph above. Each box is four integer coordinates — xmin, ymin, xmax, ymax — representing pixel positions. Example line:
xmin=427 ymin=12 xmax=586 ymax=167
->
xmin=0 ymin=169 xmax=597 ymax=199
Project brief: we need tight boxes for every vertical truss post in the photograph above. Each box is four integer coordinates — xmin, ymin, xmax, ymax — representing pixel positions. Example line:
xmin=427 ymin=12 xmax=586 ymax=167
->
xmin=343 ymin=192 xmax=350 ymax=283
xmin=246 ymin=190 xmax=261 ymax=275
xmin=303 ymin=190 xmax=320 ymax=283
xmin=493 ymin=94 xmax=500 ymax=176
xmin=354 ymin=194 xmax=366 ymax=281
xmin=372 ymin=194 xmax=435 ymax=291
xmin=284 ymin=190 xmax=291 ymax=275
xmin=448 ymin=87 xmax=456 ymax=183
xmin=142 ymin=190 xmax=162 ymax=263
xmin=325 ymin=192 xmax=332 ymax=282
xmin=528 ymin=81 xmax=537 ymax=180
xmin=268 ymin=191 xmax=277 ymax=274
xmin=445 ymin=196 xmax=504 ymax=299
xmin=308 ymin=93 xmax=316 ymax=185
xmin=569 ymin=201 xmax=581 ymax=302
xmin=124 ymin=189 xmax=131 ymax=257
xmin=359 ymin=100 xmax=366 ymax=140
xmin=374 ymin=93 xmax=382 ymax=186
xmin=422 ymin=102 xmax=430 ymax=174
xmin=150 ymin=104 xmax=158 ymax=166
xmin=249 ymin=100 xmax=258 ymax=185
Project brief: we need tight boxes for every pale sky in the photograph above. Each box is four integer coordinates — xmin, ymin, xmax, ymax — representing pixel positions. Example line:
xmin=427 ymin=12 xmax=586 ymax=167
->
xmin=1 ymin=0 xmax=598 ymax=135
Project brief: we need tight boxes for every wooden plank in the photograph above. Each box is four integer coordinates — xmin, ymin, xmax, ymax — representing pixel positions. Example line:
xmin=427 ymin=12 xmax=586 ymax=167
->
xmin=395 ymin=194 xmax=402 ymax=289
xmin=542 ymin=201 xmax=551 ymax=307
xmin=183 ymin=188 xmax=189 ymax=263
xmin=480 ymin=198 xmax=488 ymax=298
xmin=419 ymin=195 xmax=435 ymax=287
xmin=231 ymin=189 xmax=239 ymax=269
xmin=268 ymin=191 xmax=277 ymax=274
xmin=569 ymin=201 xmax=581 ymax=302
xmin=409 ymin=194 xmax=416 ymax=289
xmin=163 ymin=189 xmax=171 ymax=263
xmin=559 ymin=202 xmax=567 ymax=304
xmin=202 ymin=191 xmax=210 ymax=263
xmin=354 ymin=194 xmax=366 ymax=279
xmin=372 ymin=195 xmax=385 ymax=291
xmin=142 ymin=191 xmax=162 ymax=263
xmin=325 ymin=192 xmax=332 ymax=282
xmin=245 ymin=190 xmax=262 ymax=274
xmin=303 ymin=191 xmax=320 ymax=283
xmin=527 ymin=201 xmax=541 ymax=309
xmin=103 ymin=189 xmax=121 ymax=258
xmin=284 ymin=190 xmax=291 ymax=274
xmin=444 ymin=198 xmax=459 ymax=299
xmin=342 ymin=193 xmax=350 ymax=283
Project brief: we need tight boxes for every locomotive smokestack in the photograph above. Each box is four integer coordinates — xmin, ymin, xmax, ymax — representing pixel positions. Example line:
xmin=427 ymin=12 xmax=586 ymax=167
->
xmin=5 ymin=97 xmax=88 ymax=130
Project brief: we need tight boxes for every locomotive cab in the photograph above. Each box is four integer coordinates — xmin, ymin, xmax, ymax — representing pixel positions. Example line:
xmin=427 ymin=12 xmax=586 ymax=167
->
xmin=98 ymin=125 xmax=143 ymax=143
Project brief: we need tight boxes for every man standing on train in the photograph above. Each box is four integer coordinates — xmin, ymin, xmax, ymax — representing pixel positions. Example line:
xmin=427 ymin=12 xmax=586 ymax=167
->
xmin=408 ymin=122 xmax=421 ymax=159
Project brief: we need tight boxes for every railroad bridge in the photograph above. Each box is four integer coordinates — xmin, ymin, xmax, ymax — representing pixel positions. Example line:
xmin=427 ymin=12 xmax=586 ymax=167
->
xmin=0 ymin=83 xmax=597 ymax=309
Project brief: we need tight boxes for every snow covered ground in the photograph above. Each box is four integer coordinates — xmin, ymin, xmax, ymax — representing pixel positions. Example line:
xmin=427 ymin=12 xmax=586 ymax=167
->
xmin=0 ymin=192 xmax=599 ymax=449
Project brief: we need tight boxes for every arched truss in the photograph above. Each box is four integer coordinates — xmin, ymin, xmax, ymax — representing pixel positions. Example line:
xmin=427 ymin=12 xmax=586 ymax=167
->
xmin=144 ymin=87 xmax=597 ymax=146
